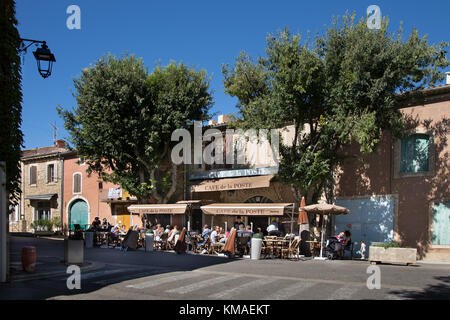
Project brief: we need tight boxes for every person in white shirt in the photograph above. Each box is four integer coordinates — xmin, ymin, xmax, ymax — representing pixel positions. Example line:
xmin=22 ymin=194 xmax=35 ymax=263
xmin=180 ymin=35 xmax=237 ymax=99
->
xmin=210 ymin=226 xmax=219 ymax=244
xmin=357 ymin=240 xmax=366 ymax=259
xmin=267 ymin=219 xmax=281 ymax=236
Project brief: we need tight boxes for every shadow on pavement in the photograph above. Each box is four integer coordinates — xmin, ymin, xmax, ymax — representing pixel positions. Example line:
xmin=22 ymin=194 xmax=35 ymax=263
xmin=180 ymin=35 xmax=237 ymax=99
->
xmin=388 ymin=276 xmax=450 ymax=300
xmin=1 ymin=235 xmax=238 ymax=300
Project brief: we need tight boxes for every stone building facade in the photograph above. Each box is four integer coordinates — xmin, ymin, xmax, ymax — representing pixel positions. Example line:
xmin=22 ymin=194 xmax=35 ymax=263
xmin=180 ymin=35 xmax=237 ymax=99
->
xmin=10 ymin=140 xmax=67 ymax=232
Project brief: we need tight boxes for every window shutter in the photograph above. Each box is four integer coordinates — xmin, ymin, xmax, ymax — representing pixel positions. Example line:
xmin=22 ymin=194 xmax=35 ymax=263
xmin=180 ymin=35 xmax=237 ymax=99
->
xmin=53 ymin=163 xmax=58 ymax=182
xmin=74 ymin=173 xmax=81 ymax=193
xmin=30 ymin=166 xmax=37 ymax=185
xmin=46 ymin=164 xmax=50 ymax=183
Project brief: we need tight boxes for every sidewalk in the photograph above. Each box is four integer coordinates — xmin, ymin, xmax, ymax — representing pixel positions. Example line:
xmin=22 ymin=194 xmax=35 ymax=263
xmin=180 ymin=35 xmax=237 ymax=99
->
xmin=8 ymin=235 xmax=104 ymax=282
xmin=9 ymin=257 xmax=103 ymax=282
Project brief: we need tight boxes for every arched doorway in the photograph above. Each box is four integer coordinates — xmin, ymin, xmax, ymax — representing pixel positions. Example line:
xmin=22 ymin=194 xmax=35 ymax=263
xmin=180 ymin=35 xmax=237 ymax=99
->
xmin=245 ymin=196 xmax=273 ymax=232
xmin=69 ymin=199 xmax=89 ymax=230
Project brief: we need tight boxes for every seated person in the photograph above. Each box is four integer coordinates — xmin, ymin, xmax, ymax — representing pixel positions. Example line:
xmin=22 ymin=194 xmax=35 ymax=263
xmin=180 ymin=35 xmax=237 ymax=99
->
xmin=254 ymin=227 xmax=263 ymax=237
xmin=164 ymin=225 xmax=172 ymax=234
xmin=110 ymin=224 xmax=120 ymax=239
xmin=218 ymin=227 xmax=226 ymax=243
xmin=233 ymin=216 xmax=245 ymax=230
xmin=332 ymin=231 xmax=347 ymax=258
xmin=154 ymin=224 xmax=164 ymax=241
xmin=101 ymin=218 xmax=111 ymax=230
xmin=236 ymin=225 xmax=250 ymax=256
xmin=197 ymin=224 xmax=211 ymax=248
xmin=91 ymin=216 xmax=101 ymax=231
xmin=267 ymin=219 xmax=281 ymax=236
xmin=210 ymin=226 xmax=220 ymax=244
xmin=168 ymin=225 xmax=179 ymax=243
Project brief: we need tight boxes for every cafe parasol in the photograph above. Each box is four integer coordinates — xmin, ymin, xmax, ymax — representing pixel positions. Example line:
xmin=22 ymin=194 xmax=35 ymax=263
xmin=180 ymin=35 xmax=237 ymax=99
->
xmin=301 ymin=202 xmax=350 ymax=260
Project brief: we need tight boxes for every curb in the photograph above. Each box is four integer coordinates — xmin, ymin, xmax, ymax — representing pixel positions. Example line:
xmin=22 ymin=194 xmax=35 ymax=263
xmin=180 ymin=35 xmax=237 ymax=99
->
xmin=416 ymin=260 xmax=450 ymax=265
xmin=9 ymin=260 xmax=105 ymax=283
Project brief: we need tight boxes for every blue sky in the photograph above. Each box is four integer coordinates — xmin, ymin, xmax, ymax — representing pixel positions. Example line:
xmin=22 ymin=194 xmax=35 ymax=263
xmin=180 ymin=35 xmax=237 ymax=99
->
xmin=16 ymin=0 xmax=450 ymax=149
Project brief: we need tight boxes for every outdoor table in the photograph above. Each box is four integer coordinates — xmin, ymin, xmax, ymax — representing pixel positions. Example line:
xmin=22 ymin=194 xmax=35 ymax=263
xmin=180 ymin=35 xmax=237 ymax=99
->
xmin=96 ymin=231 xmax=109 ymax=247
xmin=263 ymin=238 xmax=290 ymax=259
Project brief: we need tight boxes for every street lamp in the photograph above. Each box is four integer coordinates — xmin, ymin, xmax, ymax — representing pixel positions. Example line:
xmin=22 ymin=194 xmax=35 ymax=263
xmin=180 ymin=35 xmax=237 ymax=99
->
xmin=19 ymin=39 xmax=56 ymax=79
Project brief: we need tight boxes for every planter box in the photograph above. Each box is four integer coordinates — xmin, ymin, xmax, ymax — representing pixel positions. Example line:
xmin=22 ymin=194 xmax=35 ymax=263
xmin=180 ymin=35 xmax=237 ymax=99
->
xmin=369 ymin=246 xmax=417 ymax=265
xmin=64 ymin=239 xmax=84 ymax=265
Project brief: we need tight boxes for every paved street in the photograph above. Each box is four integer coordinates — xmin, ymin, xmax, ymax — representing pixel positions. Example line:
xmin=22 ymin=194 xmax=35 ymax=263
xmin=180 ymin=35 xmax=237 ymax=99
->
xmin=1 ymin=236 xmax=449 ymax=300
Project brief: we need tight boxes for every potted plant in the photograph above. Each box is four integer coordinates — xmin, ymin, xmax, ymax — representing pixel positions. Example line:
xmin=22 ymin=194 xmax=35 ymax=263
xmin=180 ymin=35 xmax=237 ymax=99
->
xmin=250 ymin=233 xmax=263 ymax=260
xmin=64 ymin=225 xmax=84 ymax=265
xmin=30 ymin=219 xmax=54 ymax=236
xmin=369 ymin=241 xmax=417 ymax=266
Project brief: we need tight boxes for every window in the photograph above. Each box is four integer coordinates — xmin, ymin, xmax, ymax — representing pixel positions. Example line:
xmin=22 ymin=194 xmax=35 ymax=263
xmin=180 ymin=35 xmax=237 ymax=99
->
xmin=35 ymin=202 xmax=51 ymax=220
xmin=46 ymin=163 xmax=57 ymax=183
xmin=400 ymin=134 xmax=430 ymax=174
xmin=73 ymin=173 xmax=82 ymax=193
xmin=79 ymin=157 xmax=86 ymax=165
xmin=29 ymin=166 xmax=37 ymax=185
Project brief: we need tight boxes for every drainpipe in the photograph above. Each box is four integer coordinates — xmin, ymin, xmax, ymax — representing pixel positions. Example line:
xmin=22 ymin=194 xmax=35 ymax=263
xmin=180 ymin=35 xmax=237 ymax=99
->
xmin=59 ymin=153 xmax=64 ymax=234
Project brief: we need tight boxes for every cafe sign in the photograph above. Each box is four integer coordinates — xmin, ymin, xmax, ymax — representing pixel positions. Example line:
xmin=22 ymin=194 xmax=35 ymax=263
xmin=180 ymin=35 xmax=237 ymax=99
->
xmin=190 ymin=175 xmax=274 ymax=193
xmin=200 ymin=203 xmax=294 ymax=216
xmin=127 ymin=204 xmax=188 ymax=215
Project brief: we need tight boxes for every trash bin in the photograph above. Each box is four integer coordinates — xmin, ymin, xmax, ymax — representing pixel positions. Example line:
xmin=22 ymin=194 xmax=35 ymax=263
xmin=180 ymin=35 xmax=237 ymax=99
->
xmin=21 ymin=246 xmax=36 ymax=272
xmin=145 ymin=234 xmax=154 ymax=252
xmin=251 ymin=238 xmax=262 ymax=260
xmin=85 ymin=231 xmax=94 ymax=248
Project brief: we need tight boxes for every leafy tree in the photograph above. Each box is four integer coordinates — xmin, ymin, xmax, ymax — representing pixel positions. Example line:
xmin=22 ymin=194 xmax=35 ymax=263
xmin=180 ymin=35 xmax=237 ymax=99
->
xmin=0 ymin=0 xmax=23 ymax=208
xmin=223 ymin=13 xmax=448 ymax=204
xmin=59 ymin=55 xmax=213 ymax=203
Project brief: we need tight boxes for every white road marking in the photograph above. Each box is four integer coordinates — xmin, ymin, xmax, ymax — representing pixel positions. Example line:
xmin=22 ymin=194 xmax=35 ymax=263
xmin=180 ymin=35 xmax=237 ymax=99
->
xmin=211 ymin=278 xmax=277 ymax=299
xmin=165 ymin=274 xmax=243 ymax=295
xmin=126 ymin=272 xmax=203 ymax=289
xmin=263 ymin=281 xmax=316 ymax=300
xmin=326 ymin=285 xmax=360 ymax=300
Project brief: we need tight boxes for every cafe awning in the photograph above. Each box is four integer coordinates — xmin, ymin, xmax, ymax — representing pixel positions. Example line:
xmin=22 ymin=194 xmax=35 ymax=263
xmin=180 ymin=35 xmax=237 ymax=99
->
xmin=200 ymin=203 xmax=294 ymax=216
xmin=190 ymin=175 xmax=274 ymax=193
xmin=127 ymin=203 xmax=188 ymax=215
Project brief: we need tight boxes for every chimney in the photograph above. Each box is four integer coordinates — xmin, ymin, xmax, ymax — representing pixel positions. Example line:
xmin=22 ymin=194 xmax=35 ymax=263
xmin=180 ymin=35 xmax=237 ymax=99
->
xmin=55 ymin=140 xmax=66 ymax=148
xmin=217 ymin=114 xmax=230 ymax=124
xmin=446 ymin=72 xmax=450 ymax=85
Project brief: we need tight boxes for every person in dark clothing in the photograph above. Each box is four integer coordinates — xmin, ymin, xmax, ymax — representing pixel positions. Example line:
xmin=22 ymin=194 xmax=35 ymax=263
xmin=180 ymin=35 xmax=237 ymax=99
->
xmin=233 ymin=216 xmax=245 ymax=230
xmin=91 ymin=217 xmax=101 ymax=230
